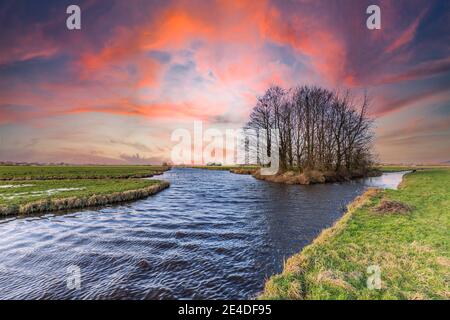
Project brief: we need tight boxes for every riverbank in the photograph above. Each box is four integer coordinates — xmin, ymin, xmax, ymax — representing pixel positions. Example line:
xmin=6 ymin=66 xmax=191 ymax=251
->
xmin=252 ymin=168 xmax=382 ymax=185
xmin=260 ymin=169 xmax=450 ymax=299
xmin=0 ymin=165 xmax=171 ymax=216
xmin=0 ymin=179 xmax=169 ymax=216
xmin=179 ymin=165 xmax=259 ymax=173
xmin=183 ymin=165 xmax=381 ymax=183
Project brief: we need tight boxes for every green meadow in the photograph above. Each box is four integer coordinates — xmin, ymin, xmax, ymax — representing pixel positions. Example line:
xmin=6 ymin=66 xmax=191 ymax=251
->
xmin=0 ymin=165 xmax=170 ymax=216
xmin=0 ymin=179 xmax=162 ymax=207
xmin=261 ymin=169 xmax=450 ymax=300
xmin=378 ymin=165 xmax=450 ymax=172
xmin=0 ymin=165 xmax=168 ymax=180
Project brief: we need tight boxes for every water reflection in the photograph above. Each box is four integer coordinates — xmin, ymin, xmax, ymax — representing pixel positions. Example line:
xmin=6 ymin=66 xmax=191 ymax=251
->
xmin=361 ymin=171 xmax=410 ymax=190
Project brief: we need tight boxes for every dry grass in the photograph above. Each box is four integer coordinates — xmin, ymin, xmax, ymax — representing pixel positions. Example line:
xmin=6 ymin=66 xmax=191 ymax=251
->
xmin=253 ymin=170 xmax=311 ymax=184
xmin=373 ymin=199 xmax=413 ymax=215
xmin=252 ymin=168 xmax=380 ymax=185
xmin=229 ymin=168 xmax=258 ymax=175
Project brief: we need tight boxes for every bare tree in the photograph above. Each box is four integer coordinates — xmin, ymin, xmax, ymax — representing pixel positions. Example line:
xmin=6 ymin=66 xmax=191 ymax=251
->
xmin=246 ymin=85 xmax=375 ymax=175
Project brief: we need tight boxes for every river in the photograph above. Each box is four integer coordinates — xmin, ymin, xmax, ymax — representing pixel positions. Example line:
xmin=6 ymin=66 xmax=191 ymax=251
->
xmin=0 ymin=169 xmax=408 ymax=299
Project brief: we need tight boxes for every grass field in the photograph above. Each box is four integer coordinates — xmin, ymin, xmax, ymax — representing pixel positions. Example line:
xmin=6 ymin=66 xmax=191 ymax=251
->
xmin=261 ymin=169 xmax=450 ymax=300
xmin=0 ymin=178 xmax=169 ymax=216
xmin=378 ymin=165 xmax=450 ymax=172
xmin=0 ymin=179 xmax=162 ymax=207
xmin=0 ymin=165 xmax=168 ymax=180
xmin=0 ymin=165 xmax=171 ymax=216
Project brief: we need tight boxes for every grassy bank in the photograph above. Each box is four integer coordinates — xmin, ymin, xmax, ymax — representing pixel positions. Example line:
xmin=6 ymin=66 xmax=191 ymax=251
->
xmin=377 ymin=165 xmax=450 ymax=172
xmin=261 ymin=169 xmax=449 ymax=300
xmin=0 ymin=179 xmax=169 ymax=216
xmin=0 ymin=165 xmax=169 ymax=180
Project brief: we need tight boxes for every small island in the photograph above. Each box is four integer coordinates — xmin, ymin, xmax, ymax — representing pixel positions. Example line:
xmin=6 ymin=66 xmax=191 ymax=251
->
xmin=245 ymin=85 xmax=380 ymax=184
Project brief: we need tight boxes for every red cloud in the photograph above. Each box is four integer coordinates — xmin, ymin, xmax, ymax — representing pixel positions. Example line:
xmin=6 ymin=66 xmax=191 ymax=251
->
xmin=1 ymin=1 xmax=447 ymax=126
xmin=67 ymin=98 xmax=222 ymax=121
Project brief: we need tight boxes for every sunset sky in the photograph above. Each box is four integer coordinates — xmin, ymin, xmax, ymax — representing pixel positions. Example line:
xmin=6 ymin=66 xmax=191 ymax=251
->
xmin=0 ymin=0 xmax=449 ymax=164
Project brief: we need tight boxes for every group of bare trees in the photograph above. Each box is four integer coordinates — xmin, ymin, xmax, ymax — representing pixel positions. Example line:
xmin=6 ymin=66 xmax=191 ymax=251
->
xmin=246 ymin=85 xmax=375 ymax=173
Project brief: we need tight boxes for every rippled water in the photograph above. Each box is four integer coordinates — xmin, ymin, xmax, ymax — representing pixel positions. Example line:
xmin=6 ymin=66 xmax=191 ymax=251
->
xmin=0 ymin=169 xmax=406 ymax=299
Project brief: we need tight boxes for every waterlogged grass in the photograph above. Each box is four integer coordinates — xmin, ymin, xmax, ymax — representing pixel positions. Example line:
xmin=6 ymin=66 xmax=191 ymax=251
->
xmin=0 ymin=165 xmax=168 ymax=180
xmin=0 ymin=165 xmax=171 ymax=216
xmin=0 ymin=179 xmax=162 ymax=207
xmin=261 ymin=169 xmax=450 ymax=300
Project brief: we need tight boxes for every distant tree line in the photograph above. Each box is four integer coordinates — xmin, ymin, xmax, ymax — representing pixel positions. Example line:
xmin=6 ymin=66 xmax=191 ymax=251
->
xmin=246 ymin=85 xmax=375 ymax=173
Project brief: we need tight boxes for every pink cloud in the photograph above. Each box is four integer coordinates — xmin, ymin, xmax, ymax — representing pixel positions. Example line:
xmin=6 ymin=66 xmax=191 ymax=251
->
xmin=373 ymin=86 xmax=450 ymax=117
xmin=385 ymin=8 xmax=427 ymax=53
xmin=377 ymin=57 xmax=450 ymax=85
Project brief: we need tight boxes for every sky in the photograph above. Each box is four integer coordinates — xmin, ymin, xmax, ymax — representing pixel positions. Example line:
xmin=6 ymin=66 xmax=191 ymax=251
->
xmin=0 ymin=0 xmax=449 ymax=164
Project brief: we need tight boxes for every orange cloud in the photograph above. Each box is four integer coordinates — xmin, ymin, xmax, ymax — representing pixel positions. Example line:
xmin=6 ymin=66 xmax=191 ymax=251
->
xmin=260 ymin=7 xmax=346 ymax=84
xmin=68 ymin=98 xmax=224 ymax=122
xmin=78 ymin=0 xmax=346 ymax=85
xmin=0 ymin=0 xmax=351 ymax=127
